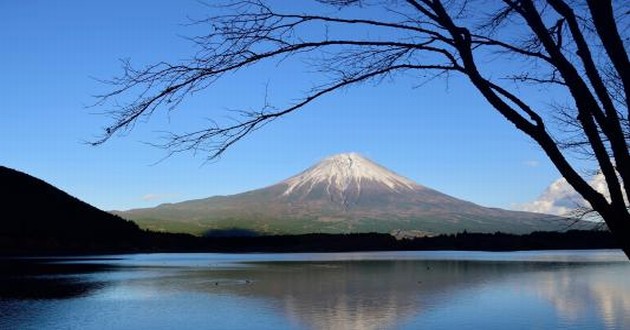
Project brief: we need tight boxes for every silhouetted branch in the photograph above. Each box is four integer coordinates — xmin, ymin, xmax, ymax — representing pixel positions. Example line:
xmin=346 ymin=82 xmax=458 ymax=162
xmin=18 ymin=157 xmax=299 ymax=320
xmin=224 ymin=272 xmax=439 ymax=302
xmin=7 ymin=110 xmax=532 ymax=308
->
xmin=152 ymin=63 xmax=458 ymax=159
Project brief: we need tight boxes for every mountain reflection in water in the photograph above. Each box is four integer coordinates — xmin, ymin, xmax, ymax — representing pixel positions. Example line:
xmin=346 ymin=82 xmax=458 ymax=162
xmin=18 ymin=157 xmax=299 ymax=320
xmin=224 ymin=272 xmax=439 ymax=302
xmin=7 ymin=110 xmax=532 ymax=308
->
xmin=0 ymin=251 xmax=628 ymax=330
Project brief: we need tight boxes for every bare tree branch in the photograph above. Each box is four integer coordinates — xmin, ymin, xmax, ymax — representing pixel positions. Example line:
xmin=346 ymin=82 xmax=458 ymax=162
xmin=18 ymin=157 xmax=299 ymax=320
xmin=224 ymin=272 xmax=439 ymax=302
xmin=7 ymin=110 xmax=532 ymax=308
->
xmin=152 ymin=63 xmax=458 ymax=159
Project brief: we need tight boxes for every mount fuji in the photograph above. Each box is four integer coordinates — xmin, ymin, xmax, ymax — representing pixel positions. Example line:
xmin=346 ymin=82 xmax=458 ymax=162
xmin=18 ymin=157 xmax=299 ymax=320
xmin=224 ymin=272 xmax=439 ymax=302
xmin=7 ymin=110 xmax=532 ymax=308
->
xmin=117 ymin=153 xmax=574 ymax=236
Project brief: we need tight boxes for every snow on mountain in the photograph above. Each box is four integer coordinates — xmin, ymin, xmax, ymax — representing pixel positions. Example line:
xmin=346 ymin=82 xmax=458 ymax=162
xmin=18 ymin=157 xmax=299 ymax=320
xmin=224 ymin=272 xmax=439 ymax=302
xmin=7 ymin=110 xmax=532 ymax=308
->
xmin=282 ymin=153 xmax=418 ymax=196
xmin=278 ymin=153 xmax=423 ymax=209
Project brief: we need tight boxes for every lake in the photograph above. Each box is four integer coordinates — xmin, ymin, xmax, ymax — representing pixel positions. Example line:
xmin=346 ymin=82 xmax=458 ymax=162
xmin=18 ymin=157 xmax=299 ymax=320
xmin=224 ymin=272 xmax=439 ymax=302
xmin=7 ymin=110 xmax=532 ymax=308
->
xmin=1 ymin=250 xmax=628 ymax=329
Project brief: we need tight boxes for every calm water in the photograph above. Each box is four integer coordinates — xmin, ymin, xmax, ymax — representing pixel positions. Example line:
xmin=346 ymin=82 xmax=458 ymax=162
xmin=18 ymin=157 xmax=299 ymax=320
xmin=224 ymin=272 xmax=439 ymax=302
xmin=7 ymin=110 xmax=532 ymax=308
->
xmin=0 ymin=250 xmax=628 ymax=330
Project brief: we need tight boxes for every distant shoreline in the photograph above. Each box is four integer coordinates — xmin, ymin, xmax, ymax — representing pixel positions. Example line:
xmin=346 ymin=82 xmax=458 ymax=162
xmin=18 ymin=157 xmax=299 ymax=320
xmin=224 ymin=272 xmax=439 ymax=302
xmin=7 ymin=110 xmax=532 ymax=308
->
xmin=0 ymin=230 xmax=620 ymax=256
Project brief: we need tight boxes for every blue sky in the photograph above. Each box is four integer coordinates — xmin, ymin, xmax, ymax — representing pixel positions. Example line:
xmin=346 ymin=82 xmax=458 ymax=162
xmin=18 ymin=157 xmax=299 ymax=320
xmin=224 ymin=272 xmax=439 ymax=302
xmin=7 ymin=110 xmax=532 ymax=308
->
xmin=1 ymin=1 xmax=570 ymax=211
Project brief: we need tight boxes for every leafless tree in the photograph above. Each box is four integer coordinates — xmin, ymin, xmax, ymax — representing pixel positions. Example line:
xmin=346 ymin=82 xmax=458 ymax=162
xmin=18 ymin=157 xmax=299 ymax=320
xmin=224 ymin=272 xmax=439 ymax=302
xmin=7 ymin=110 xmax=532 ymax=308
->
xmin=93 ymin=0 xmax=630 ymax=258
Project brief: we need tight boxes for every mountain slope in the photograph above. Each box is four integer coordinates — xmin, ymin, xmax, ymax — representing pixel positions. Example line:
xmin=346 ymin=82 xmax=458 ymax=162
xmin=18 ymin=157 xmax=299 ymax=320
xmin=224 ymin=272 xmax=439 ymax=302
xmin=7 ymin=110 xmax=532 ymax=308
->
xmin=0 ymin=166 xmax=143 ymax=252
xmin=119 ymin=153 xmax=576 ymax=236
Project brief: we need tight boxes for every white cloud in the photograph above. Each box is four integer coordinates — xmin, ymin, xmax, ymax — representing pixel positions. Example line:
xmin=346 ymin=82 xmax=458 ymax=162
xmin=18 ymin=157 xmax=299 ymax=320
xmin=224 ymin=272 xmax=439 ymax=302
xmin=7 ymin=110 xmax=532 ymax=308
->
xmin=514 ymin=173 xmax=626 ymax=216
xmin=515 ymin=178 xmax=586 ymax=215
xmin=524 ymin=160 xmax=540 ymax=168
xmin=141 ymin=193 xmax=176 ymax=202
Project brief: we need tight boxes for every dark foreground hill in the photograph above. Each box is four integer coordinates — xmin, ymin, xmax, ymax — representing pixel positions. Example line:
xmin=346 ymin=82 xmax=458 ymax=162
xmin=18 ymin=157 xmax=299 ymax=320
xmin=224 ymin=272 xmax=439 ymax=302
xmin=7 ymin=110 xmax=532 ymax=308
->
xmin=0 ymin=166 xmax=143 ymax=253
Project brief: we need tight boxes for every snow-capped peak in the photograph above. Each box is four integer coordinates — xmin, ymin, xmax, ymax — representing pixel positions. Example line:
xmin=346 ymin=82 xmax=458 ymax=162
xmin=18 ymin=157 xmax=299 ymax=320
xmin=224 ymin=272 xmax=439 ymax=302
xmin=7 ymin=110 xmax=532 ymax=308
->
xmin=282 ymin=153 xmax=419 ymax=196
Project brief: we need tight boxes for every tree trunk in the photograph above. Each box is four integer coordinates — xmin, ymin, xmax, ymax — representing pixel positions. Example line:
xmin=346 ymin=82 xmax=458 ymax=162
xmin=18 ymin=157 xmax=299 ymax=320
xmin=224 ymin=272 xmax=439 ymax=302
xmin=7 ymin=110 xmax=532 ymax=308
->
xmin=601 ymin=208 xmax=630 ymax=259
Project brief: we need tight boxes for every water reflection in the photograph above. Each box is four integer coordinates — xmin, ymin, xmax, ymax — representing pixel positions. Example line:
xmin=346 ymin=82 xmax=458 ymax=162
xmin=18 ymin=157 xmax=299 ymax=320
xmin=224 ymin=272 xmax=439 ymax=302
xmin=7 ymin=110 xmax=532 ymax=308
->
xmin=198 ymin=261 xmax=431 ymax=329
xmin=531 ymin=264 xmax=630 ymax=329
xmin=0 ymin=252 xmax=628 ymax=330
xmin=0 ymin=259 xmax=113 ymax=299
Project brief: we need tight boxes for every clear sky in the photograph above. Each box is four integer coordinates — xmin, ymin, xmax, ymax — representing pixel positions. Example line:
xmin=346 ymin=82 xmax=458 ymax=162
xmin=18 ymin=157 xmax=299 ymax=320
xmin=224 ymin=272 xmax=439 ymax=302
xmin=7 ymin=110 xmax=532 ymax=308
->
xmin=0 ymin=0 xmax=574 ymax=212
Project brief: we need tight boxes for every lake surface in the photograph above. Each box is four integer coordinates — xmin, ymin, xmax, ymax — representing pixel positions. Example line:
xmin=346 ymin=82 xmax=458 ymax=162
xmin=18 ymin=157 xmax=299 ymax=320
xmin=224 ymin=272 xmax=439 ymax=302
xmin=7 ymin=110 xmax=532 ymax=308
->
xmin=1 ymin=250 xmax=628 ymax=330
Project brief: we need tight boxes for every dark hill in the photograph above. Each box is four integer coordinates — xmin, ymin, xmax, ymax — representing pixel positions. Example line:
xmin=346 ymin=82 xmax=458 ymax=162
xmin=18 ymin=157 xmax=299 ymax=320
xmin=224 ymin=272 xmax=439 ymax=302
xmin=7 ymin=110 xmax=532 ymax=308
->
xmin=0 ymin=166 xmax=143 ymax=253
